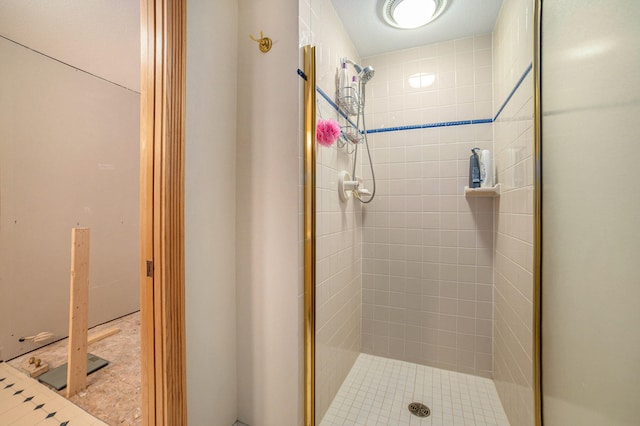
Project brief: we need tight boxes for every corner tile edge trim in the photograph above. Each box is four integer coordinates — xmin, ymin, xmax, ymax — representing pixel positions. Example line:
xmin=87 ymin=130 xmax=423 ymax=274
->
xmin=493 ymin=62 xmax=533 ymax=121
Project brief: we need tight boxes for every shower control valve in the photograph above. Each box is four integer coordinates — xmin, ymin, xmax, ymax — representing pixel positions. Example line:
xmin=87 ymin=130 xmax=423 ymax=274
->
xmin=338 ymin=171 xmax=359 ymax=201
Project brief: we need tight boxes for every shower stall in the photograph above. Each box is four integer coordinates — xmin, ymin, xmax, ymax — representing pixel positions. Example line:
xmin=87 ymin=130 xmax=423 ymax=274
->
xmin=303 ymin=0 xmax=518 ymax=423
xmin=301 ymin=0 xmax=640 ymax=425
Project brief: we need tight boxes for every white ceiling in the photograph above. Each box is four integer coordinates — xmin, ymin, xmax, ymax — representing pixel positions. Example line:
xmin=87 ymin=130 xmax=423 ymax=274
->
xmin=331 ymin=0 xmax=504 ymax=58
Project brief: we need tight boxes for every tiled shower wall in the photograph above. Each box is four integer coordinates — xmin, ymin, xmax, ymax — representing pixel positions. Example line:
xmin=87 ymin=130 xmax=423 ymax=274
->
xmin=359 ymin=35 xmax=496 ymax=378
xmin=299 ymin=0 xmax=363 ymax=419
xmin=492 ymin=0 xmax=535 ymax=425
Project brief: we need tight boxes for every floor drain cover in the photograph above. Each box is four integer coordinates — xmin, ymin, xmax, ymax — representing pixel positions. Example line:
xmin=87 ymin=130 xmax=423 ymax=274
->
xmin=408 ymin=402 xmax=431 ymax=418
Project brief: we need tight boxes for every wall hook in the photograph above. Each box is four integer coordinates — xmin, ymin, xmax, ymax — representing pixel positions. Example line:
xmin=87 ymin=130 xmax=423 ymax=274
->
xmin=249 ymin=31 xmax=272 ymax=53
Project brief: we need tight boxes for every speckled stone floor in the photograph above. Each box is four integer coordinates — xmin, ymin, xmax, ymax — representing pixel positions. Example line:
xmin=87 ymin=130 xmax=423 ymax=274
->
xmin=8 ymin=312 xmax=141 ymax=425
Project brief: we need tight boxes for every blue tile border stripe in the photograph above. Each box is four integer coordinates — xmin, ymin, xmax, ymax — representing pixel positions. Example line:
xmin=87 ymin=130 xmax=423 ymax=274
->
xmin=493 ymin=62 xmax=533 ymax=121
xmin=297 ymin=68 xmax=361 ymax=132
xmin=366 ymin=119 xmax=493 ymax=134
xmin=297 ymin=63 xmax=533 ymax=134
xmin=316 ymin=87 xmax=346 ymax=120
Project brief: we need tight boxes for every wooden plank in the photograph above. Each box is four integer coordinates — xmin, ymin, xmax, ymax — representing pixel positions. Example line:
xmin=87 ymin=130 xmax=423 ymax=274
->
xmin=66 ymin=227 xmax=90 ymax=398
xmin=22 ymin=361 xmax=49 ymax=378
xmin=87 ymin=327 xmax=120 ymax=345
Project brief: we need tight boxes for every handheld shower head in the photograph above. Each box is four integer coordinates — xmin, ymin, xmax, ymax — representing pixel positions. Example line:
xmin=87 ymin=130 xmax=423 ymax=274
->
xmin=342 ymin=58 xmax=376 ymax=84
xmin=359 ymin=66 xmax=375 ymax=84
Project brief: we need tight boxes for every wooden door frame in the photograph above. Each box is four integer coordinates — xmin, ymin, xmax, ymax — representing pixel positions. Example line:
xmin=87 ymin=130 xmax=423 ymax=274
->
xmin=140 ymin=0 xmax=187 ymax=424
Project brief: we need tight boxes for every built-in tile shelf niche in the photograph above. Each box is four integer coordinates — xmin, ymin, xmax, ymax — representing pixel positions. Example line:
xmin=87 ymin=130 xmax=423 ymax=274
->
xmin=464 ymin=183 xmax=501 ymax=197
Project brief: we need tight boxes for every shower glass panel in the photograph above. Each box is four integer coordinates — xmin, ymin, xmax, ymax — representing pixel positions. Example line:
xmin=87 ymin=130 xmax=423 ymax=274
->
xmin=541 ymin=1 xmax=640 ymax=424
xmin=313 ymin=76 xmax=364 ymax=423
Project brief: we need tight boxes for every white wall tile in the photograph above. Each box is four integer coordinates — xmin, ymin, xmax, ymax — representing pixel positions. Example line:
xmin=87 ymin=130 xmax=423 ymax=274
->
xmin=492 ymin=0 xmax=535 ymax=425
xmin=357 ymin=33 xmax=497 ymax=380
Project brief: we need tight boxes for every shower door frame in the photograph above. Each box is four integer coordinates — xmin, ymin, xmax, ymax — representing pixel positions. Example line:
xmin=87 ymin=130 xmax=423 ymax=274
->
xmin=140 ymin=0 xmax=187 ymax=424
xmin=303 ymin=45 xmax=317 ymax=426
xmin=533 ymin=2 xmax=542 ymax=425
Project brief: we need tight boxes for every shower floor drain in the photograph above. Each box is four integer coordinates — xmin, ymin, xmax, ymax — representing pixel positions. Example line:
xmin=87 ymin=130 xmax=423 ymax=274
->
xmin=408 ymin=402 xmax=431 ymax=418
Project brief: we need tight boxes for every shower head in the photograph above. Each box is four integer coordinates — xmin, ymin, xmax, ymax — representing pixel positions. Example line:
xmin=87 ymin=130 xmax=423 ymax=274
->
xmin=342 ymin=58 xmax=376 ymax=84
xmin=359 ymin=66 xmax=376 ymax=84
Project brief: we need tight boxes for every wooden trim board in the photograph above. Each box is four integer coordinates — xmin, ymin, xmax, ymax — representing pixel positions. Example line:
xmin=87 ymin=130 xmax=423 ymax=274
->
xmin=140 ymin=0 xmax=187 ymax=424
xmin=87 ymin=327 xmax=120 ymax=345
xmin=140 ymin=0 xmax=156 ymax=422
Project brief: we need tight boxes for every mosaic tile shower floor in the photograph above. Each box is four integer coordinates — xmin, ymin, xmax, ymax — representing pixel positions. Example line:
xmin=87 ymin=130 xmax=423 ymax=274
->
xmin=320 ymin=354 xmax=510 ymax=426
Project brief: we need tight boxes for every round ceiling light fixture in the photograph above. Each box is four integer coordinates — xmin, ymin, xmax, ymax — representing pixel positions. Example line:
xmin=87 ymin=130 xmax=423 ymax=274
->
xmin=382 ymin=0 xmax=448 ymax=29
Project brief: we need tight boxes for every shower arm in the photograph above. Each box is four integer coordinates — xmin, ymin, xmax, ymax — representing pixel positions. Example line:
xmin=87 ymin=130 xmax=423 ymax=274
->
xmin=341 ymin=57 xmax=359 ymax=71
xmin=341 ymin=57 xmax=366 ymax=79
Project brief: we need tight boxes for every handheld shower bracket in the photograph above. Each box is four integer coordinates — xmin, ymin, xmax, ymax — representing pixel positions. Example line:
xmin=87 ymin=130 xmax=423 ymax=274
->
xmin=339 ymin=171 xmax=360 ymax=201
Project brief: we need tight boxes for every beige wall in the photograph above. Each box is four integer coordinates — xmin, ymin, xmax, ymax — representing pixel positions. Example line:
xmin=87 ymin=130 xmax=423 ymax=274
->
xmin=185 ymin=0 xmax=238 ymax=424
xmin=541 ymin=1 xmax=640 ymax=424
xmin=236 ymin=0 xmax=302 ymax=425
xmin=492 ymin=0 xmax=535 ymax=424
xmin=0 ymin=0 xmax=139 ymax=91
xmin=0 ymin=27 xmax=139 ymax=360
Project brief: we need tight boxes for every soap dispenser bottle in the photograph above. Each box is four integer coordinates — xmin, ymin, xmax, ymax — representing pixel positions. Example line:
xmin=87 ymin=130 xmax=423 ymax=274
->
xmin=469 ymin=148 xmax=481 ymax=188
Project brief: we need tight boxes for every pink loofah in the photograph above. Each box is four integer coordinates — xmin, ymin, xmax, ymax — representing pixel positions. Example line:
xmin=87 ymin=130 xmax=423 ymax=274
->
xmin=316 ymin=119 xmax=341 ymax=147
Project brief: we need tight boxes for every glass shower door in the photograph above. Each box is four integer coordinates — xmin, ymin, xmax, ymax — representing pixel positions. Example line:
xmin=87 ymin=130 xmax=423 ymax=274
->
xmin=541 ymin=1 xmax=640 ymax=424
